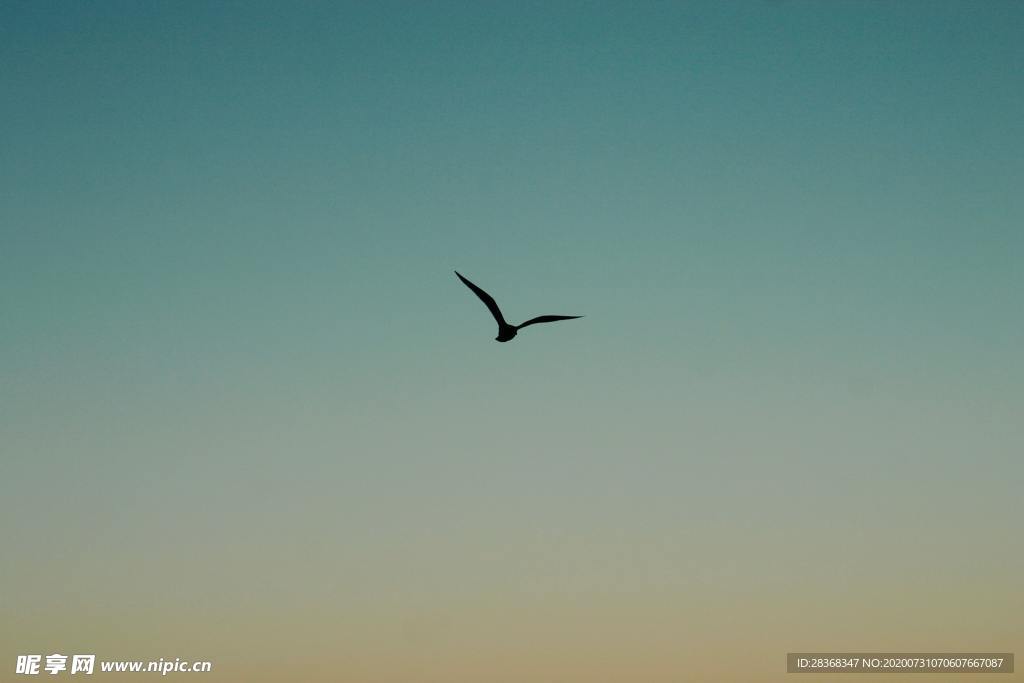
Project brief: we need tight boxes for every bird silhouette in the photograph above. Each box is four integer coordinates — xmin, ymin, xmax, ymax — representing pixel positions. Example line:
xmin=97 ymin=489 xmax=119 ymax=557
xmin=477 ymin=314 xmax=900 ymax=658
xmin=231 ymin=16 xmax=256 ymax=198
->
xmin=455 ymin=271 xmax=582 ymax=342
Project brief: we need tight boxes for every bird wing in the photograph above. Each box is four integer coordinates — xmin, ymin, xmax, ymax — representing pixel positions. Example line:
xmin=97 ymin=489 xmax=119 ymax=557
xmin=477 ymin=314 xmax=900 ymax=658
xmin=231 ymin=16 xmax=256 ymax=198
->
xmin=516 ymin=314 xmax=583 ymax=329
xmin=455 ymin=271 xmax=507 ymax=327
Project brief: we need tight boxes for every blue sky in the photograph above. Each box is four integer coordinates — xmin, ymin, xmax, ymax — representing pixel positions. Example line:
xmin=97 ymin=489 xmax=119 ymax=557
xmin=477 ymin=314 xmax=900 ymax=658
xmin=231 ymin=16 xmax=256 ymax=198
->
xmin=2 ymin=2 xmax=1022 ymax=680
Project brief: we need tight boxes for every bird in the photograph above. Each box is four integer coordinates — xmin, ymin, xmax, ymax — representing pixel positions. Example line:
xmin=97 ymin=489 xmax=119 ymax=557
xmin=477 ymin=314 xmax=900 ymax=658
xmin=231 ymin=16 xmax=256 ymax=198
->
xmin=455 ymin=270 xmax=582 ymax=342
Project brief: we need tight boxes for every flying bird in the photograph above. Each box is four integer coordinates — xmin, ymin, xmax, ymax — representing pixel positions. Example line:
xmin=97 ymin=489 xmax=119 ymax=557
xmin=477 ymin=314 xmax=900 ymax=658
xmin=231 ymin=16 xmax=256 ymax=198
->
xmin=455 ymin=270 xmax=582 ymax=342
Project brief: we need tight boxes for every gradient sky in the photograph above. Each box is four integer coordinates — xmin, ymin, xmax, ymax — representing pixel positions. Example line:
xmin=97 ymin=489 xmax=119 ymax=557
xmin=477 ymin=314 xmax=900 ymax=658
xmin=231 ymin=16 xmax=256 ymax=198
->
xmin=2 ymin=2 xmax=1022 ymax=681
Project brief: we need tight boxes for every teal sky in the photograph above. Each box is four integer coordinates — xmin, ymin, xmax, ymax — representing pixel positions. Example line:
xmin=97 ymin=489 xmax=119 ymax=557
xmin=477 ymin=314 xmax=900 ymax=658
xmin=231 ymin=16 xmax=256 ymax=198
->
xmin=3 ymin=3 xmax=1022 ymax=680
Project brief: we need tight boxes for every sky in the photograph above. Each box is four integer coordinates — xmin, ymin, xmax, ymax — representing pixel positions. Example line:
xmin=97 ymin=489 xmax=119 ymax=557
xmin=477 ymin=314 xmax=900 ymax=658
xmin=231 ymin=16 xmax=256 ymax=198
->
xmin=2 ymin=2 xmax=1022 ymax=681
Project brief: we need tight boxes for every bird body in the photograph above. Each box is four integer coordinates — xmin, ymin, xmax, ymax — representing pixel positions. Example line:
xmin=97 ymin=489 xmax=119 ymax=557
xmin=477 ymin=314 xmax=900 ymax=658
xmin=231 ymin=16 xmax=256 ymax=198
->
xmin=455 ymin=271 xmax=581 ymax=342
xmin=496 ymin=325 xmax=517 ymax=343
